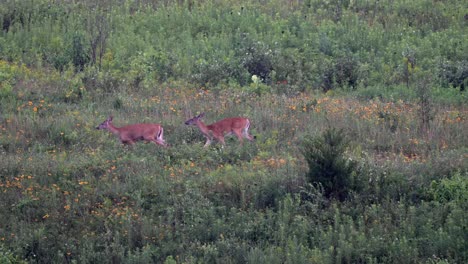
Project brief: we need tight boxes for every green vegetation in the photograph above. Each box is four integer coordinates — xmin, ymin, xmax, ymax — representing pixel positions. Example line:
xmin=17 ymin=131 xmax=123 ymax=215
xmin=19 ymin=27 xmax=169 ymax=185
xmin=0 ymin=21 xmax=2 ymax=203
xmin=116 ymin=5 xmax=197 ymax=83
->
xmin=0 ymin=0 xmax=467 ymax=263
xmin=302 ymin=128 xmax=358 ymax=201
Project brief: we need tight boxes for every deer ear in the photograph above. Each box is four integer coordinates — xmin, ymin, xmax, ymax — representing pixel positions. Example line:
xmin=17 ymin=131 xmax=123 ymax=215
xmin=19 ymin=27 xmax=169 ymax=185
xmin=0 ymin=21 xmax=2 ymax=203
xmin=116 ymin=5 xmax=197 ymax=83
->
xmin=108 ymin=116 xmax=113 ymax=121
xmin=198 ymin=112 xmax=205 ymax=118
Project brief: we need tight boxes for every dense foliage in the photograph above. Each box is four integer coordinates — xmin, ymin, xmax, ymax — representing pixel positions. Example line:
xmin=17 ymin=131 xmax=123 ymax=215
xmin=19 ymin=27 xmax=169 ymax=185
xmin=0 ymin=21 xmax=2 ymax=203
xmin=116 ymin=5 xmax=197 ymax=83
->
xmin=0 ymin=0 xmax=467 ymax=93
xmin=0 ymin=0 xmax=467 ymax=263
xmin=302 ymin=128 xmax=358 ymax=201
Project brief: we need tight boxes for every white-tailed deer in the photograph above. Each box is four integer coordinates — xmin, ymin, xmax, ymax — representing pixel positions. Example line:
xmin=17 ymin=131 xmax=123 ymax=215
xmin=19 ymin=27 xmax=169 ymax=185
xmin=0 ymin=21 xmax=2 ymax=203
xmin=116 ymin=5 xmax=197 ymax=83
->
xmin=96 ymin=116 xmax=167 ymax=147
xmin=184 ymin=113 xmax=254 ymax=147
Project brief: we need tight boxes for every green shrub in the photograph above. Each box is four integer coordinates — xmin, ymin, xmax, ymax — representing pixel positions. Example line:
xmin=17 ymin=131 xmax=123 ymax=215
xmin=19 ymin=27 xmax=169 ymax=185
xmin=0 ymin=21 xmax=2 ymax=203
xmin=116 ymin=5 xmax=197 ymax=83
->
xmin=0 ymin=245 xmax=27 ymax=264
xmin=321 ymin=56 xmax=361 ymax=92
xmin=301 ymin=128 xmax=358 ymax=201
xmin=437 ymin=59 xmax=468 ymax=91
xmin=428 ymin=171 xmax=468 ymax=203
xmin=68 ymin=33 xmax=90 ymax=72
xmin=238 ymin=39 xmax=273 ymax=83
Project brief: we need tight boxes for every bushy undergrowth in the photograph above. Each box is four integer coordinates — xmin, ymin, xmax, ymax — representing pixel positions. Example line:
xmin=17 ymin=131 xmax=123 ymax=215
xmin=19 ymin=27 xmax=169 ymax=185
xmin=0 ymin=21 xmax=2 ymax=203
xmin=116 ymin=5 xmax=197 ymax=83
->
xmin=0 ymin=0 xmax=467 ymax=263
xmin=0 ymin=0 xmax=467 ymax=93
xmin=302 ymin=128 xmax=358 ymax=201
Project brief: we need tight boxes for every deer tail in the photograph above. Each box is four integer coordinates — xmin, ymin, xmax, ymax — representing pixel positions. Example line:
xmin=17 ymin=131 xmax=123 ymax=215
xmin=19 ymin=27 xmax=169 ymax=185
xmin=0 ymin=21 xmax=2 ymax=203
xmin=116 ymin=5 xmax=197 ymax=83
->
xmin=157 ymin=127 xmax=164 ymax=141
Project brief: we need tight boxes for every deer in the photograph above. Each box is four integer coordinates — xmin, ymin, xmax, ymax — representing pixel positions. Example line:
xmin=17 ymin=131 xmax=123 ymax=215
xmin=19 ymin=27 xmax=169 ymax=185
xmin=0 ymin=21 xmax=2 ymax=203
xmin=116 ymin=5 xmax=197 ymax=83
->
xmin=96 ymin=116 xmax=167 ymax=147
xmin=184 ymin=112 xmax=254 ymax=147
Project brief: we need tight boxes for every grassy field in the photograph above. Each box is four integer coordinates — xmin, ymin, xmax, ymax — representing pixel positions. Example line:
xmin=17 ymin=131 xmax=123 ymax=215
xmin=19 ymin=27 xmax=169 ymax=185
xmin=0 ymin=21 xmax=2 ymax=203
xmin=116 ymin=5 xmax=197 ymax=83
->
xmin=0 ymin=0 xmax=467 ymax=263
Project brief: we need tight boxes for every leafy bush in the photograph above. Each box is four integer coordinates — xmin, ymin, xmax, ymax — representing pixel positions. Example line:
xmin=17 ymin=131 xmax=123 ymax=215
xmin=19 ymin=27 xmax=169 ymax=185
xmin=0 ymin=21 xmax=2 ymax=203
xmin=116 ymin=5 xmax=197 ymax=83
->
xmin=302 ymin=128 xmax=358 ymax=201
xmin=428 ymin=171 xmax=468 ymax=203
xmin=68 ymin=33 xmax=90 ymax=72
xmin=238 ymin=39 xmax=273 ymax=83
xmin=0 ymin=246 xmax=27 ymax=264
xmin=321 ymin=56 xmax=361 ymax=92
xmin=437 ymin=59 xmax=468 ymax=91
xmin=191 ymin=56 xmax=243 ymax=87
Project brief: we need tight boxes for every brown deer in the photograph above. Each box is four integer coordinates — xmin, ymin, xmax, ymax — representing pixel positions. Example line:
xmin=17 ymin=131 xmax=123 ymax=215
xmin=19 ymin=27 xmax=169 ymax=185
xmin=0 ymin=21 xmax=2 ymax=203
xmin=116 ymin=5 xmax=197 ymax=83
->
xmin=96 ymin=116 xmax=167 ymax=147
xmin=184 ymin=113 xmax=254 ymax=147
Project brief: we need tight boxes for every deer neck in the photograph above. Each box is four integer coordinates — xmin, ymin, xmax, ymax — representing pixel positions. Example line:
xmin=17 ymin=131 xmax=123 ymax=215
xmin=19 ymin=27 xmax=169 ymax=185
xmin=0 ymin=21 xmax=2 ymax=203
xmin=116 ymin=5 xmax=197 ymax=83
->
xmin=195 ymin=120 xmax=211 ymax=136
xmin=106 ymin=123 xmax=121 ymax=136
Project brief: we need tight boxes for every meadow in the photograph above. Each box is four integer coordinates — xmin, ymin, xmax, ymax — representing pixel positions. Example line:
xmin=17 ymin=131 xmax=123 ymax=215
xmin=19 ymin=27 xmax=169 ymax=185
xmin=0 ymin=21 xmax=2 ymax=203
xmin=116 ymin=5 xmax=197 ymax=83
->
xmin=0 ymin=0 xmax=467 ymax=263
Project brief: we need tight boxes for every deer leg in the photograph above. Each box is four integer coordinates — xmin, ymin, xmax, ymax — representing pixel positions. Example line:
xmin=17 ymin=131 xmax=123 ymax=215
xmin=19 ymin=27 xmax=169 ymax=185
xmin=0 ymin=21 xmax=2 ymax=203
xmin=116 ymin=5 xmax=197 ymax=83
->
xmin=233 ymin=129 xmax=244 ymax=144
xmin=143 ymin=134 xmax=167 ymax=148
xmin=152 ymin=139 xmax=167 ymax=147
xmin=212 ymin=132 xmax=226 ymax=146
xmin=203 ymin=137 xmax=212 ymax=148
xmin=218 ymin=137 xmax=226 ymax=145
xmin=122 ymin=140 xmax=135 ymax=146
xmin=242 ymin=127 xmax=254 ymax=141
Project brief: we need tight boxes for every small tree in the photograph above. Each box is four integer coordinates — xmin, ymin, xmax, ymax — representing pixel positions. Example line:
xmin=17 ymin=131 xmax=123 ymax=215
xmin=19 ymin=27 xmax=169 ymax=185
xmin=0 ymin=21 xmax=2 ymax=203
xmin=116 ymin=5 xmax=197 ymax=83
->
xmin=402 ymin=47 xmax=417 ymax=88
xmin=68 ymin=33 xmax=90 ymax=72
xmin=87 ymin=11 xmax=110 ymax=70
xmin=301 ymin=128 xmax=357 ymax=201
xmin=416 ymin=74 xmax=434 ymax=135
